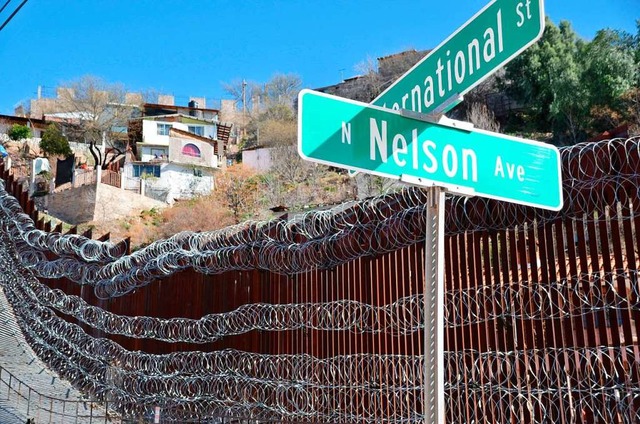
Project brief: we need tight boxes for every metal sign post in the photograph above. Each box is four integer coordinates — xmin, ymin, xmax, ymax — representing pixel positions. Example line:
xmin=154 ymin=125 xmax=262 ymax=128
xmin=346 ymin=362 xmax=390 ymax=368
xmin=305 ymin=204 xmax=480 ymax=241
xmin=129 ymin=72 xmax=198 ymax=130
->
xmin=423 ymin=186 xmax=446 ymax=424
xmin=297 ymin=2 xmax=553 ymax=422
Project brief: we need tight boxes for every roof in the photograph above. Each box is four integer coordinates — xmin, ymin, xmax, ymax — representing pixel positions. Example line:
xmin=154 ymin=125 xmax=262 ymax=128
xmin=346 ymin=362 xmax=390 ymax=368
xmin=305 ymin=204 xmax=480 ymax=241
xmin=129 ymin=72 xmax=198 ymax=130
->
xmin=44 ymin=111 xmax=95 ymax=121
xmin=0 ymin=114 xmax=47 ymax=127
xmin=144 ymin=102 xmax=220 ymax=113
xmin=136 ymin=113 xmax=217 ymax=125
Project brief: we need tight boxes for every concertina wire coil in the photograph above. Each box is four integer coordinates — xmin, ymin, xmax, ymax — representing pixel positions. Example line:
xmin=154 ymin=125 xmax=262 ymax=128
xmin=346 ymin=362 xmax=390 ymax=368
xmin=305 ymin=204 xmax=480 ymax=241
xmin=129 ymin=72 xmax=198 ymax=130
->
xmin=1 ymin=137 xmax=640 ymax=298
xmin=0 ymin=136 xmax=640 ymax=422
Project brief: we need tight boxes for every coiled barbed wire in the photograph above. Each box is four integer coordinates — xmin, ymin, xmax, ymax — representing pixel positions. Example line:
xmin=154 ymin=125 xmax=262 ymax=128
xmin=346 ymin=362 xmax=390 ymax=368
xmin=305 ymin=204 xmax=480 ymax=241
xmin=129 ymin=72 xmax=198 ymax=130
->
xmin=7 ymin=276 xmax=640 ymax=424
xmin=3 ymin=205 xmax=640 ymax=422
xmin=2 ymin=137 xmax=640 ymax=422
xmin=2 ymin=137 xmax=640 ymax=297
xmin=9 ymin=224 xmax=640 ymax=344
xmin=6 ymin=262 xmax=640 ymax=424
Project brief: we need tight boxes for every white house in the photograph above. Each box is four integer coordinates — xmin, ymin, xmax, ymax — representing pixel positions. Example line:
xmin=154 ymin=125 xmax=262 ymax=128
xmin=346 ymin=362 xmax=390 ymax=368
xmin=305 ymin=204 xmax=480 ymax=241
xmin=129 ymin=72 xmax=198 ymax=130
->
xmin=125 ymin=106 xmax=228 ymax=203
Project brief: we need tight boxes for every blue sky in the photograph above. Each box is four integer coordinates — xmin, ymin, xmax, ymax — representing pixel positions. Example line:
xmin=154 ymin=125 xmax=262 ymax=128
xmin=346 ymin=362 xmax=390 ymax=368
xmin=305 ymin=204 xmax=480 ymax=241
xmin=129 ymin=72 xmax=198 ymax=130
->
xmin=0 ymin=0 xmax=638 ymax=115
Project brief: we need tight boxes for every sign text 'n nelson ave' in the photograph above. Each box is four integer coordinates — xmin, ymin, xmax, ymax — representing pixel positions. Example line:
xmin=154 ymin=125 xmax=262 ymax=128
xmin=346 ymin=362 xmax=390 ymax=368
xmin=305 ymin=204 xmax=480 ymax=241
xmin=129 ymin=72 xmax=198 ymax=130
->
xmin=372 ymin=0 xmax=544 ymax=113
xmin=299 ymin=90 xmax=563 ymax=211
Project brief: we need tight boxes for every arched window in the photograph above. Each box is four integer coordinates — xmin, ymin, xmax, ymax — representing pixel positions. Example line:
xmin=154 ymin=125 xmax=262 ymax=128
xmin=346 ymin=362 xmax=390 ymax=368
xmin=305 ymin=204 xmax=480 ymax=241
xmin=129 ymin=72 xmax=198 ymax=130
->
xmin=182 ymin=143 xmax=201 ymax=158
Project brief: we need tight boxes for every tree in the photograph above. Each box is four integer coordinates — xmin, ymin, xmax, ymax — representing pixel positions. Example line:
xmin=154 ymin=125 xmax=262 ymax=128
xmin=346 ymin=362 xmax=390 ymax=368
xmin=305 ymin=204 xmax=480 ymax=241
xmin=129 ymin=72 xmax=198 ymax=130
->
xmin=262 ymin=73 xmax=302 ymax=107
xmin=213 ymin=164 xmax=263 ymax=223
xmin=501 ymin=20 xmax=586 ymax=143
xmin=502 ymin=19 xmax=638 ymax=144
xmin=466 ymin=103 xmax=500 ymax=132
xmin=7 ymin=124 xmax=31 ymax=141
xmin=39 ymin=124 xmax=72 ymax=157
xmin=587 ymin=22 xmax=640 ymax=134
xmin=55 ymin=76 xmax=141 ymax=169
xmin=236 ymin=74 xmax=301 ymax=149
xmin=222 ymin=78 xmax=262 ymax=112
xmin=253 ymin=118 xmax=297 ymax=148
xmin=619 ymin=87 xmax=640 ymax=134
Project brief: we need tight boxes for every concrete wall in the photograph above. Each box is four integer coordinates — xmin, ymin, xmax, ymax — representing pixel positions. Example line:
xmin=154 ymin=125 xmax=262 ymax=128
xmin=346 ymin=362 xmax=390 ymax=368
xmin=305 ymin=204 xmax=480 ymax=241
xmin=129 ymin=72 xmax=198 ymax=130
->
xmin=93 ymin=182 xmax=166 ymax=222
xmin=44 ymin=184 xmax=96 ymax=224
xmin=44 ymin=181 xmax=166 ymax=225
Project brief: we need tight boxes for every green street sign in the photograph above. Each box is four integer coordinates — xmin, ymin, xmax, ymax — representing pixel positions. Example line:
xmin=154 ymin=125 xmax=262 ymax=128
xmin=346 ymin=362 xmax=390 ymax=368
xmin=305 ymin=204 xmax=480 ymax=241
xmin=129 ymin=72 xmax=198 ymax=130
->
xmin=298 ymin=89 xmax=563 ymax=211
xmin=373 ymin=0 xmax=545 ymax=113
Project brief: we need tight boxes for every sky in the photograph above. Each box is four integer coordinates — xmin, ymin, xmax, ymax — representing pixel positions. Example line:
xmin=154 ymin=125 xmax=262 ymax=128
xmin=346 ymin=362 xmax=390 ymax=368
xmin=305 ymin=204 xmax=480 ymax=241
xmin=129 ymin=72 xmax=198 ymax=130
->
xmin=0 ymin=0 xmax=638 ymax=115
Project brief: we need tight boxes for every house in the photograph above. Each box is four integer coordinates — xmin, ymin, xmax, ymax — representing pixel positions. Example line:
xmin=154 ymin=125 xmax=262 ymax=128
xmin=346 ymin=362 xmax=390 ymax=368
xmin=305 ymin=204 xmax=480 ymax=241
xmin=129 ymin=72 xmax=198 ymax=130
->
xmin=124 ymin=100 xmax=232 ymax=203
xmin=0 ymin=114 xmax=48 ymax=138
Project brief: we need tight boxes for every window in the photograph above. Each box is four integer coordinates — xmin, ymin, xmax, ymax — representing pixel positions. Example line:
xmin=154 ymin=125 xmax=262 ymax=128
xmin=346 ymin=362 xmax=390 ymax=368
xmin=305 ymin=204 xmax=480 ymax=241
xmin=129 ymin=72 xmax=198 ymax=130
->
xmin=157 ymin=123 xmax=172 ymax=136
xmin=188 ymin=125 xmax=204 ymax=136
xmin=150 ymin=148 xmax=167 ymax=159
xmin=133 ymin=164 xmax=161 ymax=178
xmin=182 ymin=143 xmax=201 ymax=158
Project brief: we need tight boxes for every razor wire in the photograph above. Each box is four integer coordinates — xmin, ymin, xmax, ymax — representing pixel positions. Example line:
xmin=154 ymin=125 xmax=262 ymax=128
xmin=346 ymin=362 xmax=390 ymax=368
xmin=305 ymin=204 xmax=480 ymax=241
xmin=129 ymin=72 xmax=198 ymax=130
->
xmin=10 ymin=231 xmax=640 ymax=343
xmin=6 ymin=269 xmax=640 ymax=424
xmin=1 ymin=138 xmax=640 ymax=296
xmin=1 ymin=137 xmax=640 ymax=422
xmin=3 ymin=205 xmax=640 ymax=422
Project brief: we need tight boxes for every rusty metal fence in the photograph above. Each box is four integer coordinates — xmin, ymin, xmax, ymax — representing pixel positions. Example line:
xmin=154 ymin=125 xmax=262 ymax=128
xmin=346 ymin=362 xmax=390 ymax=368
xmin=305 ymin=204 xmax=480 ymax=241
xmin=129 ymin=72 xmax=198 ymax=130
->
xmin=1 ymin=137 xmax=640 ymax=422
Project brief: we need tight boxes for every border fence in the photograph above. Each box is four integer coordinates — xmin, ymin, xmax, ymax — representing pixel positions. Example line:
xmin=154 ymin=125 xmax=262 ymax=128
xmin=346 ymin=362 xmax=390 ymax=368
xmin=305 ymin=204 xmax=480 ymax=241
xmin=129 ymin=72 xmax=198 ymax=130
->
xmin=1 ymin=137 xmax=640 ymax=422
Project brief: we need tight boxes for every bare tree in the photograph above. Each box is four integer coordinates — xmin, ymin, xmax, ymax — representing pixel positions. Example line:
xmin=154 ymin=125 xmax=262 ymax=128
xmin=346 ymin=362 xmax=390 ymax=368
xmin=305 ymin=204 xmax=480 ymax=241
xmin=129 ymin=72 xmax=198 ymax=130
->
xmin=262 ymin=73 xmax=302 ymax=107
xmin=466 ymin=102 xmax=501 ymax=133
xmin=352 ymin=173 xmax=402 ymax=200
xmin=222 ymin=79 xmax=262 ymax=113
xmin=56 ymin=76 xmax=142 ymax=169
xmin=213 ymin=164 xmax=262 ymax=223
xmin=232 ymin=74 xmax=301 ymax=148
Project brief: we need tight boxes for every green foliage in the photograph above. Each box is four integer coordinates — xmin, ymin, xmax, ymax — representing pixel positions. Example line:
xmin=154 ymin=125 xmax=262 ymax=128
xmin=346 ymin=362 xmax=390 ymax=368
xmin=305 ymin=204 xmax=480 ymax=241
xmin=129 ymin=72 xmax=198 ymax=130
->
xmin=502 ymin=19 xmax=638 ymax=144
xmin=7 ymin=124 xmax=31 ymax=141
xmin=39 ymin=124 xmax=73 ymax=157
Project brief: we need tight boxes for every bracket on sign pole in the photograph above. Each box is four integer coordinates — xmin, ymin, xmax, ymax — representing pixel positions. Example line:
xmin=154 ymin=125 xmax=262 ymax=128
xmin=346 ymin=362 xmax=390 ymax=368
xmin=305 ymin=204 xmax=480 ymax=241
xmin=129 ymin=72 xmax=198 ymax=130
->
xmin=400 ymin=175 xmax=475 ymax=198
xmin=400 ymin=93 xmax=474 ymax=134
xmin=431 ymin=93 xmax=464 ymax=116
xmin=400 ymin=93 xmax=464 ymax=123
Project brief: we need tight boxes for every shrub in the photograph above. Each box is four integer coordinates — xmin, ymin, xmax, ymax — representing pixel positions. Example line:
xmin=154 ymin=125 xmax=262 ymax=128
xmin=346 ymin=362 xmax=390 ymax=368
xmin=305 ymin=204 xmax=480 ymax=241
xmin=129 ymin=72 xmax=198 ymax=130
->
xmin=39 ymin=124 xmax=72 ymax=157
xmin=7 ymin=124 xmax=31 ymax=141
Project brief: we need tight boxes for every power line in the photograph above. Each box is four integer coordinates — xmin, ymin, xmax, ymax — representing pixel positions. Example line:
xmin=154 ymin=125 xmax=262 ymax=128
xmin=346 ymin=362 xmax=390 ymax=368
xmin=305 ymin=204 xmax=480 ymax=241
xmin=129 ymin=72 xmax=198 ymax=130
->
xmin=0 ymin=0 xmax=28 ymax=33
xmin=0 ymin=0 xmax=13 ymax=16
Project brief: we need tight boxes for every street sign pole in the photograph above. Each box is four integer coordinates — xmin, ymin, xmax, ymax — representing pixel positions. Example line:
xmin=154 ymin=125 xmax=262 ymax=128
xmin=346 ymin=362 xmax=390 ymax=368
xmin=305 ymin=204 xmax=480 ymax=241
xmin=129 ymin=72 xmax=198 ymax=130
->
xmin=298 ymin=2 xmax=551 ymax=421
xmin=423 ymin=186 xmax=446 ymax=424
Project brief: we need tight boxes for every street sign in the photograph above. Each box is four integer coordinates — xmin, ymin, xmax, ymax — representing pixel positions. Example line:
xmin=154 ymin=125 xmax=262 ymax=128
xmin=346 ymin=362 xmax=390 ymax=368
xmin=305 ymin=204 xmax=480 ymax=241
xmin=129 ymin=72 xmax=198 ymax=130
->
xmin=372 ymin=0 xmax=545 ymax=114
xmin=298 ymin=89 xmax=563 ymax=211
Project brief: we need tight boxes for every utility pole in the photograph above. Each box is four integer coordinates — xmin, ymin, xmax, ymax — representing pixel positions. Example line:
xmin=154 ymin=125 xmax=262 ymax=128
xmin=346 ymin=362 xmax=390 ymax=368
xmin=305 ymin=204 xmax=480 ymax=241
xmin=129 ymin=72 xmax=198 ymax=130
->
xmin=241 ymin=79 xmax=247 ymax=139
